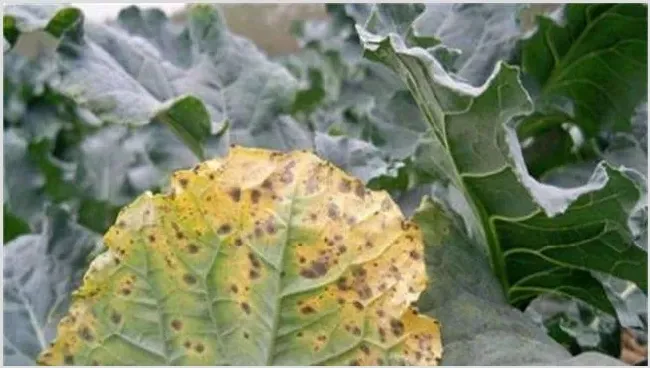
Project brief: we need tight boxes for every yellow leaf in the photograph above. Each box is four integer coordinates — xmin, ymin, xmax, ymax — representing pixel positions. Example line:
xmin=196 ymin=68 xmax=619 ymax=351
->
xmin=38 ymin=146 xmax=442 ymax=366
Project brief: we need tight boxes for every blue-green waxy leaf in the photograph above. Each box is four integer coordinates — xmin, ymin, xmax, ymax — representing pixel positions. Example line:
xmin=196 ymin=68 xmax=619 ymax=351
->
xmin=3 ymin=206 xmax=100 ymax=366
xmin=413 ymin=197 xmax=625 ymax=365
xmin=356 ymin=4 xmax=646 ymax=317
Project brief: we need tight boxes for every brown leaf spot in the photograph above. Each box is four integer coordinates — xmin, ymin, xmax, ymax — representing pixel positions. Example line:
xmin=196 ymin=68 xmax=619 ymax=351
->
xmin=338 ymin=245 xmax=347 ymax=254
xmin=194 ymin=343 xmax=205 ymax=353
xmin=148 ymin=235 xmax=156 ymax=243
xmin=78 ymin=326 xmax=94 ymax=342
xmin=339 ymin=179 xmax=352 ymax=193
xmin=217 ymin=224 xmax=232 ymax=235
xmin=251 ymin=189 xmax=261 ymax=204
xmin=171 ymin=319 xmax=183 ymax=331
xmin=184 ymin=340 xmax=192 ymax=348
xmin=228 ymin=187 xmax=241 ymax=202
xmin=243 ymin=332 xmax=250 ymax=339
xmin=409 ymin=250 xmax=421 ymax=260
xmin=300 ymin=305 xmax=316 ymax=315
xmin=234 ymin=238 xmax=243 ymax=247
xmin=353 ymin=301 xmax=364 ymax=311
xmin=354 ymin=181 xmax=365 ymax=199
xmin=249 ymin=269 xmax=260 ymax=280
xmin=183 ymin=274 xmax=197 ymax=285
xmin=360 ymin=344 xmax=370 ymax=355
xmin=352 ymin=326 xmax=361 ymax=336
xmin=110 ymin=311 xmax=122 ymax=324
xmin=248 ymin=252 xmax=261 ymax=269
xmin=187 ymin=244 xmax=199 ymax=254
xmin=390 ymin=318 xmax=405 ymax=337
xmin=265 ymin=219 xmax=277 ymax=235
xmin=230 ymin=284 xmax=239 ymax=293
xmin=327 ymin=202 xmax=340 ymax=220
xmin=121 ymin=288 xmax=131 ymax=296
xmin=241 ymin=302 xmax=251 ymax=315
xmin=300 ymin=260 xmax=328 ymax=279
xmin=261 ymin=179 xmax=273 ymax=190
xmin=179 ymin=178 xmax=189 ymax=188
xmin=317 ymin=335 xmax=327 ymax=342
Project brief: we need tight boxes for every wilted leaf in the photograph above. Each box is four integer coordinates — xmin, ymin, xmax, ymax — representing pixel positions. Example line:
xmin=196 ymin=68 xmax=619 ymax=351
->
xmin=357 ymin=4 xmax=646 ymax=315
xmin=39 ymin=146 xmax=441 ymax=366
xmin=3 ymin=206 xmax=99 ymax=366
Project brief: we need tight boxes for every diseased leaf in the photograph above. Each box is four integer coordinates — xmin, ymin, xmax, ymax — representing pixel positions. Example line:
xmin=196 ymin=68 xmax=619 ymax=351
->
xmin=414 ymin=197 xmax=625 ymax=365
xmin=357 ymin=4 xmax=647 ymax=315
xmin=3 ymin=206 xmax=100 ymax=366
xmin=39 ymin=146 xmax=441 ymax=366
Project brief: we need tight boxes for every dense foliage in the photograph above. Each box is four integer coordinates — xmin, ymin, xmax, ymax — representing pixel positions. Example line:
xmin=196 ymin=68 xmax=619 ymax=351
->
xmin=3 ymin=3 xmax=647 ymax=365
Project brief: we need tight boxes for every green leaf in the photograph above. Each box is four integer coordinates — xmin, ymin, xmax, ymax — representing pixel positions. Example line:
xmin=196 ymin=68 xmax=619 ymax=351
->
xmin=3 ymin=129 xmax=49 ymax=227
xmin=3 ymin=206 xmax=99 ymax=365
xmin=152 ymin=96 xmax=211 ymax=160
xmin=3 ymin=205 xmax=31 ymax=243
xmin=357 ymin=4 xmax=647 ymax=315
xmin=412 ymin=4 xmax=526 ymax=86
xmin=519 ymin=4 xmax=648 ymax=175
xmin=413 ymin=197 xmax=625 ymax=365
xmin=39 ymin=147 xmax=442 ymax=366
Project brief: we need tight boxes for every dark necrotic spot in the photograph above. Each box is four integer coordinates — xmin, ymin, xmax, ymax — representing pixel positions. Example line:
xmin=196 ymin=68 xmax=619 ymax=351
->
xmin=241 ymin=303 xmax=252 ymax=317
xmin=249 ymin=269 xmax=260 ymax=279
xmin=194 ymin=343 xmax=205 ymax=353
xmin=78 ymin=326 xmax=94 ymax=342
xmin=64 ymin=355 xmax=74 ymax=364
xmin=187 ymin=244 xmax=199 ymax=254
xmin=117 ymin=220 xmax=126 ymax=228
xmin=390 ymin=318 xmax=405 ymax=336
xmin=254 ymin=227 xmax=263 ymax=238
xmin=336 ymin=277 xmax=349 ymax=291
xmin=111 ymin=311 xmax=122 ymax=324
xmin=299 ymin=261 xmax=328 ymax=279
xmin=183 ymin=274 xmax=197 ymax=285
xmin=354 ymin=182 xmax=365 ymax=199
xmin=300 ymin=305 xmax=316 ymax=314
xmin=357 ymin=285 xmax=373 ymax=300
xmin=208 ymin=173 xmax=215 ymax=180
xmin=243 ymin=332 xmax=250 ymax=339
xmin=121 ymin=288 xmax=131 ymax=296
xmin=184 ymin=340 xmax=192 ymax=348
xmin=262 ymin=179 xmax=273 ymax=190
xmin=317 ymin=335 xmax=327 ymax=341
xmin=148 ymin=235 xmax=156 ymax=243
xmin=179 ymin=178 xmax=189 ymax=188
xmin=349 ymin=359 xmax=360 ymax=366
xmin=299 ymin=256 xmax=306 ymax=264
xmin=231 ymin=284 xmax=239 ymax=293
xmin=409 ymin=250 xmax=421 ymax=260
xmin=234 ymin=238 xmax=243 ymax=247
xmin=360 ymin=344 xmax=370 ymax=355
xmin=353 ymin=301 xmax=364 ymax=311
xmin=339 ymin=179 xmax=352 ymax=193
xmin=338 ymin=245 xmax=347 ymax=254
xmin=228 ymin=187 xmax=241 ymax=202
xmin=218 ymin=224 xmax=232 ymax=235
xmin=352 ymin=326 xmax=361 ymax=336
xmin=297 ymin=331 xmax=303 ymax=337
xmin=248 ymin=253 xmax=261 ymax=268
xmin=251 ymin=189 xmax=261 ymax=204
xmin=327 ymin=202 xmax=340 ymax=219
xmin=171 ymin=319 xmax=183 ymax=331
xmin=265 ymin=219 xmax=277 ymax=234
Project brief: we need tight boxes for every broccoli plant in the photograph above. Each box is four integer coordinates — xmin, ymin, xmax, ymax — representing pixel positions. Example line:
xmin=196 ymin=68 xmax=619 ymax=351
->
xmin=3 ymin=3 xmax=647 ymax=366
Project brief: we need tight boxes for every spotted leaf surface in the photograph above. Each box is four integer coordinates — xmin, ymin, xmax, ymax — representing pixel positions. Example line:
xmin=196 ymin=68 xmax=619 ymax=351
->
xmin=38 ymin=146 xmax=441 ymax=366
